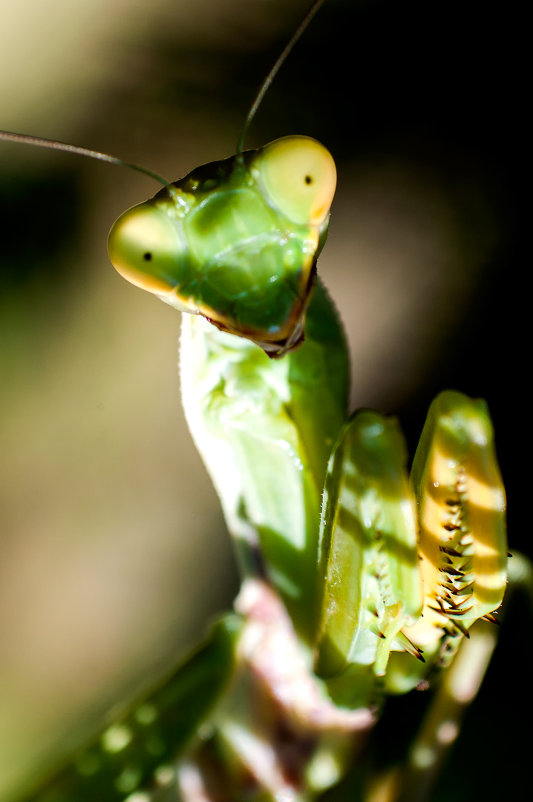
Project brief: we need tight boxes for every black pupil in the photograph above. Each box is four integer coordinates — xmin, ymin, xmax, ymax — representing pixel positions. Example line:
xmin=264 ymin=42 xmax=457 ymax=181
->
xmin=304 ymin=175 xmax=313 ymax=185
xmin=143 ymin=252 xmax=152 ymax=261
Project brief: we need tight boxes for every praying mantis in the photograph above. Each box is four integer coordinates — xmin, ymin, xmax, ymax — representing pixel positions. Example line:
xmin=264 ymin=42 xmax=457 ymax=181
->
xmin=0 ymin=1 xmax=529 ymax=800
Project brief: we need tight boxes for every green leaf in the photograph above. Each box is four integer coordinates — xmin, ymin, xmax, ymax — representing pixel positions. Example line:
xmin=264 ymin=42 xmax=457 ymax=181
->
xmin=28 ymin=614 xmax=242 ymax=802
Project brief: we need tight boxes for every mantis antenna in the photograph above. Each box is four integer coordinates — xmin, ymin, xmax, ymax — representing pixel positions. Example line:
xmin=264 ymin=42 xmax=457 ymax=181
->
xmin=0 ymin=0 xmax=328 ymax=180
xmin=0 ymin=130 xmax=170 ymax=187
xmin=236 ymin=0 xmax=327 ymax=155
xmin=0 ymin=131 xmax=170 ymax=187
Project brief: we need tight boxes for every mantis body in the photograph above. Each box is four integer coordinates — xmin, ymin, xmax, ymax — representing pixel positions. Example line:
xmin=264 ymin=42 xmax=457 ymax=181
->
xmin=0 ymin=133 xmax=505 ymax=802
xmin=0 ymin=2 xmax=512 ymax=800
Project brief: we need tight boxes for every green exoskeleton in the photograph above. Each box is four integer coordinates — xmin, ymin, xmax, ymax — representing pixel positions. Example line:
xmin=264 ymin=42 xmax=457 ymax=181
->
xmin=109 ymin=136 xmax=337 ymax=357
xmin=109 ymin=135 xmax=347 ymax=644
xmin=0 ymin=0 xmax=514 ymax=799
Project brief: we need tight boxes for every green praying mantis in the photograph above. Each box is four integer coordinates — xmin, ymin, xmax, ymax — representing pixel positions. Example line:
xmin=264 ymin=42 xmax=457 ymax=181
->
xmin=0 ymin=0 xmax=527 ymax=800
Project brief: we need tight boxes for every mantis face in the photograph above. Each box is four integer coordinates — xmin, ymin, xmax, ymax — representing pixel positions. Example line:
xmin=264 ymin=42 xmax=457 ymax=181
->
xmin=108 ymin=136 xmax=337 ymax=356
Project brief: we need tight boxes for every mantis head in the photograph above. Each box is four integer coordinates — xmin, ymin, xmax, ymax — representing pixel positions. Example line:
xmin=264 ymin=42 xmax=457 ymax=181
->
xmin=107 ymin=136 xmax=336 ymax=356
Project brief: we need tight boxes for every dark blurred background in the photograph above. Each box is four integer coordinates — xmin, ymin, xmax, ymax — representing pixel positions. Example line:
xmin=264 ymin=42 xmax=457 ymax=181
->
xmin=0 ymin=0 xmax=528 ymax=799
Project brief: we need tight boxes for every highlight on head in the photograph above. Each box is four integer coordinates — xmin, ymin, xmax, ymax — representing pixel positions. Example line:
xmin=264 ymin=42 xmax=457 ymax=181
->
xmin=108 ymin=202 xmax=182 ymax=295
xmin=254 ymin=136 xmax=336 ymax=226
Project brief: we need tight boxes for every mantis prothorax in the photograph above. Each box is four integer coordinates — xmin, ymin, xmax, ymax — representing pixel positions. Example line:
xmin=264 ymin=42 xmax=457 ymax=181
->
xmin=1 ymin=0 xmax=511 ymax=799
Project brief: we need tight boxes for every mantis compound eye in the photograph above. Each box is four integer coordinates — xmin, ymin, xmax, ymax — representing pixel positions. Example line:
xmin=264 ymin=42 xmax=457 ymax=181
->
xmin=254 ymin=136 xmax=337 ymax=226
xmin=108 ymin=203 xmax=183 ymax=294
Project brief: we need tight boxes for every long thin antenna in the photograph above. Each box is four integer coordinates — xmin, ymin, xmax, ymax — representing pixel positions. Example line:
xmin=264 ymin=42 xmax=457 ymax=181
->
xmin=0 ymin=130 xmax=170 ymax=187
xmin=236 ymin=0 xmax=327 ymax=154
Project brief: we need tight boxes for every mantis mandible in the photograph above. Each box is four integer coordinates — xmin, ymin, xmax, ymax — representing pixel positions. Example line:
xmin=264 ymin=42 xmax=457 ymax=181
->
xmin=0 ymin=1 xmax=519 ymax=800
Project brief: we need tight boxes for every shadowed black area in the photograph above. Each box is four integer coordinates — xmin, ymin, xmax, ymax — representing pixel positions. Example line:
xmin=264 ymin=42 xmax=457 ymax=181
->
xmin=0 ymin=173 xmax=79 ymax=287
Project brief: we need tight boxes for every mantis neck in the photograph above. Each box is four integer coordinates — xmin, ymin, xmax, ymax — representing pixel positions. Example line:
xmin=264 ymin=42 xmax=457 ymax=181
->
xmin=179 ymin=282 xmax=350 ymax=648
